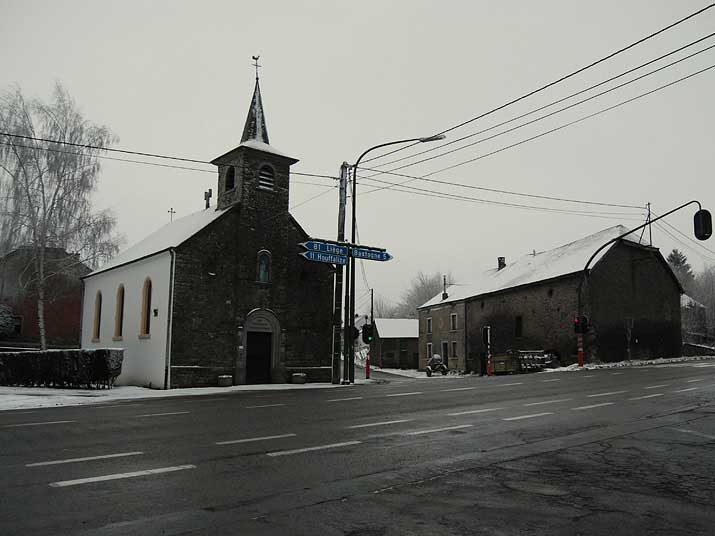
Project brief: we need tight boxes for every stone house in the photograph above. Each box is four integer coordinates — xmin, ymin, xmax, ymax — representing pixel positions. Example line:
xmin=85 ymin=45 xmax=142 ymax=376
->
xmin=370 ymin=318 xmax=419 ymax=369
xmin=681 ymin=294 xmax=708 ymax=344
xmin=418 ymin=226 xmax=682 ymax=371
xmin=0 ymin=246 xmax=90 ymax=345
xmin=81 ymin=77 xmax=334 ymax=388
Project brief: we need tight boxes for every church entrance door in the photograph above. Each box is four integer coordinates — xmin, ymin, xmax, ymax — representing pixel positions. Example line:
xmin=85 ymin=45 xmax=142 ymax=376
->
xmin=246 ymin=331 xmax=272 ymax=384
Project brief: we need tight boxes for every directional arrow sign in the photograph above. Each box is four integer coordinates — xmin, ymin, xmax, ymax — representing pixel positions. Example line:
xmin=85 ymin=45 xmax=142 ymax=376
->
xmin=300 ymin=240 xmax=348 ymax=257
xmin=351 ymin=247 xmax=393 ymax=262
xmin=300 ymin=250 xmax=348 ymax=265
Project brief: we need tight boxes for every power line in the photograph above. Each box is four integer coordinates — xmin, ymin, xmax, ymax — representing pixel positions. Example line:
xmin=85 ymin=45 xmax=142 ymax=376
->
xmin=366 ymin=36 xmax=715 ymax=174
xmin=653 ymin=221 xmax=715 ymax=262
xmin=358 ymin=62 xmax=715 ymax=199
xmin=651 ymin=211 xmax=715 ymax=257
xmin=361 ymin=2 xmax=715 ymax=165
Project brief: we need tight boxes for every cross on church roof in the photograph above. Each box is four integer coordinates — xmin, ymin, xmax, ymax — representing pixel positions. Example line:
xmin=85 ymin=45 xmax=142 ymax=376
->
xmin=252 ymin=55 xmax=261 ymax=80
xmin=241 ymin=56 xmax=270 ymax=144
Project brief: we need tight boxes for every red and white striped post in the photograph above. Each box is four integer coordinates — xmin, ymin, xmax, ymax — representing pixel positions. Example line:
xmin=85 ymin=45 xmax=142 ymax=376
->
xmin=365 ymin=350 xmax=370 ymax=379
xmin=577 ymin=333 xmax=584 ymax=368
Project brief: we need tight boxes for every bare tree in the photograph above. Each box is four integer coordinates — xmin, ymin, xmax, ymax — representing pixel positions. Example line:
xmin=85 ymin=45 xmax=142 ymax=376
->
xmin=0 ymin=83 xmax=123 ymax=349
xmin=391 ymin=271 xmax=453 ymax=319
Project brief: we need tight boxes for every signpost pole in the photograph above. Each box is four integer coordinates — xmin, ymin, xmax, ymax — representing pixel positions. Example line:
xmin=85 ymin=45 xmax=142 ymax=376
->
xmin=332 ymin=162 xmax=348 ymax=384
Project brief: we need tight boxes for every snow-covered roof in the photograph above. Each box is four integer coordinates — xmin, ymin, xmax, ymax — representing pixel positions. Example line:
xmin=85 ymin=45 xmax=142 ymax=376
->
xmin=238 ymin=138 xmax=291 ymax=159
xmin=374 ymin=318 xmax=419 ymax=339
xmin=87 ymin=207 xmax=231 ymax=277
xmin=420 ymin=225 xmax=652 ymax=309
xmin=681 ymin=294 xmax=706 ymax=309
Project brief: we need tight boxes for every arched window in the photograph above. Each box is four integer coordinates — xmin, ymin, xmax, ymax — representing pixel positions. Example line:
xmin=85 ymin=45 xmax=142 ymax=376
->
xmin=257 ymin=250 xmax=271 ymax=283
xmin=114 ymin=285 xmax=125 ymax=340
xmin=140 ymin=278 xmax=152 ymax=337
xmin=92 ymin=290 xmax=102 ymax=342
xmin=257 ymin=165 xmax=274 ymax=190
xmin=225 ymin=166 xmax=236 ymax=191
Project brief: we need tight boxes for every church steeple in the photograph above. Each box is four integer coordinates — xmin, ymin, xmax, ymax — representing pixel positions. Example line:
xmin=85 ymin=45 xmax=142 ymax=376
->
xmin=240 ymin=76 xmax=270 ymax=144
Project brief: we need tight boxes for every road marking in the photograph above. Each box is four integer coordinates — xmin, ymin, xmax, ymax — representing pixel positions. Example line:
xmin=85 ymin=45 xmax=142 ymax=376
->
xmin=644 ymin=384 xmax=669 ymax=389
xmin=327 ymin=397 xmax=364 ymax=402
xmin=347 ymin=419 xmax=412 ymax=429
xmin=693 ymin=364 xmax=715 ymax=367
xmin=573 ymin=402 xmax=614 ymax=410
xmin=441 ymin=387 xmax=478 ymax=392
xmin=194 ymin=397 xmax=229 ymax=402
xmin=523 ymin=398 xmax=572 ymax=407
xmin=582 ymin=375 xmax=595 ymax=378
xmin=244 ymin=404 xmax=285 ymax=409
xmin=216 ymin=433 xmax=296 ymax=446
xmin=49 ymin=465 xmax=196 ymax=488
xmin=406 ymin=424 xmax=473 ymax=435
xmin=687 ymin=378 xmax=705 ymax=383
xmin=674 ymin=387 xmax=698 ymax=393
xmin=610 ymin=372 xmax=624 ymax=375
xmin=629 ymin=393 xmax=664 ymax=400
xmin=673 ymin=428 xmax=715 ymax=440
xmin=503 ymin=412 xmax=553 ymax=421
xmin=587 ymin=390 xmax=628 ymax=398
xmin=27 ymin=451 xmax=143 ymax=467
xmin=89 ymin=405 xmax=130 ymax=409
xmin=3 ymin=420 xmax=76 ymax=428
xmin=385 ymin=392 xmax=423 ymax=397
xmin=447 ymin=407 xmax=503 ymax=416
xmin=542 ymin=379 xmax=561 ymax=382
xmin=497 ymin=382 xmax=523 ymax=387
xmin=136 ymin=411 xmax=190 ymax=418
xmin=267 ymin=441 xmax=361 ymax=457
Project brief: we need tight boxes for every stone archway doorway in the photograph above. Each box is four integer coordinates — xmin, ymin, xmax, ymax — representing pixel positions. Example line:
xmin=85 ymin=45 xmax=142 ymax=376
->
xmin=243 ymin=309 xmax=280 ymax=384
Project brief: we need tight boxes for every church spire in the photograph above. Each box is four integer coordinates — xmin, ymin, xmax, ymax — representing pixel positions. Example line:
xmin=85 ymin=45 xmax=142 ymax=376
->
xmin=241 ymin=57 xmax=270 ymax=144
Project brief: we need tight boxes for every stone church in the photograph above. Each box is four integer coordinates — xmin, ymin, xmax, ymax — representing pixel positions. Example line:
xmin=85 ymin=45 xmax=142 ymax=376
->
xmin=81 ymin=77 xmax=334 ymax=388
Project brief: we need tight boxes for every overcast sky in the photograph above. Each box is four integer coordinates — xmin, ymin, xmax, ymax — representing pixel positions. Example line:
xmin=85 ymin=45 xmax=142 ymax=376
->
xmin=2 ymin=0 xmax=714 ymax=310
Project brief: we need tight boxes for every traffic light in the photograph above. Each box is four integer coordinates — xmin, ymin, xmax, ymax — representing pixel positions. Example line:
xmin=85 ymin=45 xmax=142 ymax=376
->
xmin=362 ymin=324 xmax=374 ymax=344
xmin=694 ymin=209 xmax=712 ymax=241
xmin=574 ymin=316 xmax=589 ymax=334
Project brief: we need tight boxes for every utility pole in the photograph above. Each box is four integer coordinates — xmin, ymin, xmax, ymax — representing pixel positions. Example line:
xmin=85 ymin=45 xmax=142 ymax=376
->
xmin=647 ymin=202 xmax=652 ymax=246
xmin=333 ymin=162 xmax=348 ymax=384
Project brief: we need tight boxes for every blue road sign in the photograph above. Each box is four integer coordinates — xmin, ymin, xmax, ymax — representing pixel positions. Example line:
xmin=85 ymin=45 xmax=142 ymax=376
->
xmin=300 ymin=250 xmax=348 ymax=265
xmin=300 ymin=240 xmax=349 ymax=257
xmin=351 ymin=247 xmax=393 ymax=262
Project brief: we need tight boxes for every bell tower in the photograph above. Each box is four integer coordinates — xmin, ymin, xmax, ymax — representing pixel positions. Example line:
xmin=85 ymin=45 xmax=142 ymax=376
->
xmin=211 ymin=60 xmax=298 ymax=212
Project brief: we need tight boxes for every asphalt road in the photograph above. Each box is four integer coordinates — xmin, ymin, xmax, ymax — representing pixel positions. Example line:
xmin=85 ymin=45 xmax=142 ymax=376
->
xmin=1 ymin=363 xmax=714 ymax=535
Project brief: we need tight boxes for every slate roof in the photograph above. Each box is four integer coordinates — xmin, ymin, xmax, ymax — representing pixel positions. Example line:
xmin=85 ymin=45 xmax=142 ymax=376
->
xmin=420 ymin=225 xmax=662 ymax=309
xmin=374 ymin=318 xmax=419 ymax=339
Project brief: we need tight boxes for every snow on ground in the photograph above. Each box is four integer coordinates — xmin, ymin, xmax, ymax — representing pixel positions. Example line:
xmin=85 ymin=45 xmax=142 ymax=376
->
xmin=543 ymin=354 xmax=715 ymax=372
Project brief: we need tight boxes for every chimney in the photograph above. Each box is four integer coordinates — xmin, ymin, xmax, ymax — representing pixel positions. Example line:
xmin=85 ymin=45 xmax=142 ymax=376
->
xmin=497 ymin=257 xmax=506 ymax=271
xmin=441 ymin=274 xmax=448 ymax=300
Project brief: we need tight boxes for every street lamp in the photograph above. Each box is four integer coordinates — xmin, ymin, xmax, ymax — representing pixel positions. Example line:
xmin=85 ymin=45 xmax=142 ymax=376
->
xmin=344 ymin=133 xmax=446 ymax=383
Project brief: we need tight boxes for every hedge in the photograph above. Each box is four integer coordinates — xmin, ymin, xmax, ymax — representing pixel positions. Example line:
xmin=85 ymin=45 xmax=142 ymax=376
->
xmin=0 ymin=349 xmax=123 ymax=389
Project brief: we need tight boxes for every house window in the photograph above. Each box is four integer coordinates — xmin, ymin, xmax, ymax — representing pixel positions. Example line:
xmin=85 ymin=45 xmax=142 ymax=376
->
xmin=451 ymin=341 xmax=458 ymax=358
xmin=140 ymin=278 xmax=152 ymax=337
xmin=92 ymin=290 xmax=102 ymax=342
xmin=257 ymin=250 xmax=271 ymax=283
xmin=515 ymin=315 xmax=523 ymax=337
xmin=225 ymin=166 xmax=236 ymax=190
xmin=114 ymin=284 xmax=124 ymax=340
xmin=450 ymin=313 xmax=457 ymax=331
xmin=426 ymin=343 xmax=433 ymax=359
xmin=442 ymin=341 xmax=449 ymax=359
xmin=258 ymin=165 xmax=275 ymax=190
xmin=426 ymin=317 xmax=432 ymax=334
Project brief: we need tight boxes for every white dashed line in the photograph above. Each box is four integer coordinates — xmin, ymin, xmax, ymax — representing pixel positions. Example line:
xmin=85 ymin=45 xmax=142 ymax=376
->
xmin=673 ymin=428 xmax=715 ymax=440
xmin=610 ymin=372 xmax=624 ymax=376
xmin=497 ymin=382 xmax=523 ymax=387
xmin=441 ymin=387 xmax=478 ymax=392
xmin=216 ymin=433 xmax=296 ymax=446
xmin=447 ymin=408 xmax=503 ymax=416
xmin=244 ymin=404 xmax=285 ymax=409
xmin=542 ymin=379 xmax=561 ymax=383
xmin=385 ymin=392 xmax=423 ymax=397
xmin=267 ymin=441 xmax=361 ymax=457
xmin=587 ymin=390 xmax=628 ymax=398
xmin=582 ymin=375 xmax=595 ymax=378
xmin=644 ymin=384 xmax=669 ymax=389
xmin=503 ymin=412 xmax=553 ymax=421
xmin=3 ymin=420 xmax=76 ymax=428
xmin=49 ymin=465 xmax=196 ymax=487
xmin=406 ymin=424 xmax=473 ymax=435
xmin=348 ymin=419 xmax=412 ymax=429
xmin=573 ymin=402 xmax=614 ymax=410
xmin=327 ymin=397 xmax=364 ymax=402
xmin=628 ymin=393 xmax=664 ymax=400
xmin=136 ymin=412 xmax=190 ymax=418
xmin=523 ymin=398 xmax=572 ymax=407
xmin=687 ymin=378 xmax=705 ymax=383
xmin=27 ymin=451 xmax=143 ymax=467
xmin=693 ymin=364 xmax=715 ymax=367
xmin=674 ymin=387 xmax=698 ymax=393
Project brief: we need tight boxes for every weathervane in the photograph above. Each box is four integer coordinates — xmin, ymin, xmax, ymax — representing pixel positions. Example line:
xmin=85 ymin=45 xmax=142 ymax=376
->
xmin=252 ymin=55 xmax=261 ymax=79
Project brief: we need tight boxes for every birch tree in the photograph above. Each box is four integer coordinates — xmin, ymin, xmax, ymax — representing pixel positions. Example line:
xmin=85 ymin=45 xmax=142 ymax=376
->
xmin=0 ymin=83 xmax=122 ymax=349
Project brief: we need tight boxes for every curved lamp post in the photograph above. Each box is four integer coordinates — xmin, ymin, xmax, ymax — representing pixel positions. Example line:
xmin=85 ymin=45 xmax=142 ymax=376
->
xmin=344 ymin=134 xmax=446 ymax=383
